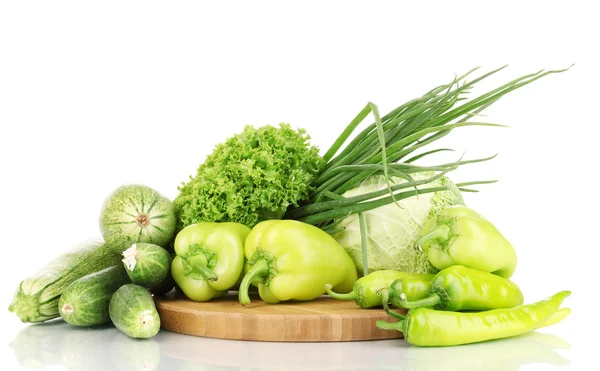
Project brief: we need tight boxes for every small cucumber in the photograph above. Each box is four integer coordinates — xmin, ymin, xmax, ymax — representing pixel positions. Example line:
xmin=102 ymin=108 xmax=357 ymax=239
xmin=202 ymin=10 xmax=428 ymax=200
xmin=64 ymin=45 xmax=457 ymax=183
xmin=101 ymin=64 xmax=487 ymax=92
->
xmin=109 ymin=284 xmax=161 ymax=339
xmin=59 ymin=266 xmax=131 ymax=327
xmin=121 ymin=243 xmax=172 ymax=288
xmin=100 ymin=184 xmax=177 ymax=254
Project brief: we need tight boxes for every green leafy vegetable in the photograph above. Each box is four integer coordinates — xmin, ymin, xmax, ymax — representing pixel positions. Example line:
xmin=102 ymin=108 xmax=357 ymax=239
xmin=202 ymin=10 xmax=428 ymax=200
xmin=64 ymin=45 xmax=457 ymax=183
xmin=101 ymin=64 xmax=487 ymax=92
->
xmin=331 ymin=172 xmax=464 ymax=275
xmin=174 ymin=123 xmax=324 ymax=229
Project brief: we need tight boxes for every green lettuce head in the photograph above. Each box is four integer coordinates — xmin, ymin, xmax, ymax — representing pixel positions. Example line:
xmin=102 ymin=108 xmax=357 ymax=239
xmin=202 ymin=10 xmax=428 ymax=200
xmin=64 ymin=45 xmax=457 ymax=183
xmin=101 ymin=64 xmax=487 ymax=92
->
xmin=174 ymin=123 xmax=324 ymax=230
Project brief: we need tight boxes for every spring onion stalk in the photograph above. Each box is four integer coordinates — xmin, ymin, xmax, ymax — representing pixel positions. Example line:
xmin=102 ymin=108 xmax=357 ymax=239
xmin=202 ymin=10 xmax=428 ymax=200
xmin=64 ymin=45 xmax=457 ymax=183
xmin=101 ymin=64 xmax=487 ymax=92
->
xmin=284 ymin=66 xmax=570 ymax=231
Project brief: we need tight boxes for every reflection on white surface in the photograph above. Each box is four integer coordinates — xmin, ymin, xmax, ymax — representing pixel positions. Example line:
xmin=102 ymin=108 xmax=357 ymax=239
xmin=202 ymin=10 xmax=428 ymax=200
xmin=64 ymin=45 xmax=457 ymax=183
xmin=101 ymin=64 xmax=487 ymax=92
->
xmin=9 ymin=320 xmax=571 ymax=371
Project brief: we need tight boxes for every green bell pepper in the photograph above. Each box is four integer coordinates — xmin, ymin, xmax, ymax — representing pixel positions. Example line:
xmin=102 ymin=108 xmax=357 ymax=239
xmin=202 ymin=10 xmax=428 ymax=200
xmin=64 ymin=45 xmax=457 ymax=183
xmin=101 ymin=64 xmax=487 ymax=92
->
xmin=391 ymin=265 xmax=524 ymax=311
xmin=417 ymin=205 xmax=517 ymax=278
xmin=238 ymin=220 xmax=358 ymax=305
xmin=325 ymin=270 xmax=435 ymax=309
xmin=376 ymin=289 xmax=571 ymax=347
xmin=171 ymin=222 xmax=251 ymax=301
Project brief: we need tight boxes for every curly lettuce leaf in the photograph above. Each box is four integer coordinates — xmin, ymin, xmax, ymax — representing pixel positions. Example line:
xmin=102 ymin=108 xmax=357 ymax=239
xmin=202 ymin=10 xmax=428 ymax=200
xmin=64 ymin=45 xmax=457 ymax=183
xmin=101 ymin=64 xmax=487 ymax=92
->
xmin=174 ymin=123 xmax=324 ymax=229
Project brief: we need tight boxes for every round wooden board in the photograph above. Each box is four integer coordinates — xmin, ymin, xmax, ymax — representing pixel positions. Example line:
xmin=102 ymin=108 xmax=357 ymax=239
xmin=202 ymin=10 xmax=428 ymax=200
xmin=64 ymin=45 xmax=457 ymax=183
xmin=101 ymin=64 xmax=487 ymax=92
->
xmin=154 ymin=292 xmax=407 ymax=342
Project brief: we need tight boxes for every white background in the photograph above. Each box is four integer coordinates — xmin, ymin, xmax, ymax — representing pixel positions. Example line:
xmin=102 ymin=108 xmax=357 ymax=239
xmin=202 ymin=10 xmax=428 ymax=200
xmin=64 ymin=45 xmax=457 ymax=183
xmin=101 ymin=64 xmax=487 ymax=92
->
xmin=1 ymin=1 xmax=596 ymax=370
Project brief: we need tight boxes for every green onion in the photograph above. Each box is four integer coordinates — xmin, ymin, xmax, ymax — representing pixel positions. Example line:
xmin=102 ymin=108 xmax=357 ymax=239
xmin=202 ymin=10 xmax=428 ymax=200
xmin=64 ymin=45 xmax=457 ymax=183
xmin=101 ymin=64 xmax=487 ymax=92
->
xmin=285 ymin=66 xmax=570 ymax=229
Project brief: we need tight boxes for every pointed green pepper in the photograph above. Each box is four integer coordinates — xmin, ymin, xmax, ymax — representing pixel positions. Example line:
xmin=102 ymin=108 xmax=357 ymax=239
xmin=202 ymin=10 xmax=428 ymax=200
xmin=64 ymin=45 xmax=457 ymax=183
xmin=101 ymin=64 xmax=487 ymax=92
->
xmin=417 ymin=205 xmax=517 ymax=278
xmin=391 ymin=265 xmax=524 ymax=311
xmin=171 ymin=222 xmax=251 ymax=301
xmin=238 ymin=220 xmax=358 ymax=305
xmin=376 ymin=289 xmax=571 ymax=347
xmin=325 ymin=270 xmax=434 ymax=308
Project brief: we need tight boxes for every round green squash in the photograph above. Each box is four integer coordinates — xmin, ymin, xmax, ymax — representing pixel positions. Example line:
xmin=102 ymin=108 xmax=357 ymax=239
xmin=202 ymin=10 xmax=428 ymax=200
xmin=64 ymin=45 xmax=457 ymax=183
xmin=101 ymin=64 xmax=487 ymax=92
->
xmin=100 ymin=184 xmax=177 ymax=254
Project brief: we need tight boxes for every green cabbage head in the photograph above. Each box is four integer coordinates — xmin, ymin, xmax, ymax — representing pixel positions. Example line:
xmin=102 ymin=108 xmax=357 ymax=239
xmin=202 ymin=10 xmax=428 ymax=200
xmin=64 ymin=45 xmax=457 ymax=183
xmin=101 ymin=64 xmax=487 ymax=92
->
xmin=332 ymin=172 xmax=464 ymax=275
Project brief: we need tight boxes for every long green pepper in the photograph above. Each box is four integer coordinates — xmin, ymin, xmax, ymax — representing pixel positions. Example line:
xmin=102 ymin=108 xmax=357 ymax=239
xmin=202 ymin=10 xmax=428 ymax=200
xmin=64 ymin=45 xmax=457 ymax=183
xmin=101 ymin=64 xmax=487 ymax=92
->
xmin=376 ymin=290 xmax=571 ymax=347
xmin=325 ymin=270 xmax=434 ymax=308
xmin=392 ymin=265 xmax=524 ymax=311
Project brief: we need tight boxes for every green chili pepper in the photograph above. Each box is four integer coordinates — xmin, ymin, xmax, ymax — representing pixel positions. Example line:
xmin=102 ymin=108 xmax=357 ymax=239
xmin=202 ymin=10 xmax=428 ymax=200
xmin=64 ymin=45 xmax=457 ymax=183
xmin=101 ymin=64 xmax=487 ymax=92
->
xmin=392 ymin=265 xmax=524 ymax=311
xmin=171 ymin=222 xmax=251 ymax=301
xmin=325 ymin=270 xmax=434 ymax=308
xmin=376 ymin=289 xmax=571 ymax=347
xmin=417 ymin=205 xmax=517 ymax=278
xmin=238 ymin=220 xmax=358 ymax=305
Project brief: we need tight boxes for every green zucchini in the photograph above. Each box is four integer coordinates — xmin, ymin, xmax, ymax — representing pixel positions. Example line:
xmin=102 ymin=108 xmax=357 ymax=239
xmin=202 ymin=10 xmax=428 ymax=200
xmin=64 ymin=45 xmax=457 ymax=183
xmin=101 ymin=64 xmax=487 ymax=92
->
xmin=109 ymin=284 xmax=161 ymax=339
xmin=9 ymin=238 xmax=122 ymax=323
xmin=58 ymin=266 xmax=131 ymax=327
xmin=100 ymin=184 xmax=177 ymax=254
xmin=122 ymin=243 xmax=171 ymax=288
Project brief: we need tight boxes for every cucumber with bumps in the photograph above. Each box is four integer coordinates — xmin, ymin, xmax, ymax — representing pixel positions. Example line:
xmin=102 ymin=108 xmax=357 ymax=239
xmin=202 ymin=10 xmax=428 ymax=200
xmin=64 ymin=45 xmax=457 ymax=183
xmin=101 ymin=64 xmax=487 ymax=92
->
xmin=109 ymin=284 xmax=161 ymax=339
xmin=121 ymin=243 xmax=172 ymax=288
xmin=59 ymin=265 xmax=131 ymax=327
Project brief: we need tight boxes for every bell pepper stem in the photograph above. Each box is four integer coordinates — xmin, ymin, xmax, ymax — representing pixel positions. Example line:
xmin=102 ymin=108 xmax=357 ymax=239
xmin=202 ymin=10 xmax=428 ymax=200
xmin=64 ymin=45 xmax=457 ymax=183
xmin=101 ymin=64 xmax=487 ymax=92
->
xmin=394 ymin=293 xmax=442 ymax=309
xmin=190 ymin=260 xmax=218 ymax=282
xmin=416 ymin=224 xmax=452 ymax=247
xmin=238 ymin=259 xmax=269 ymax=305
xmin=324 ymin=284 xmax=357 ymax=301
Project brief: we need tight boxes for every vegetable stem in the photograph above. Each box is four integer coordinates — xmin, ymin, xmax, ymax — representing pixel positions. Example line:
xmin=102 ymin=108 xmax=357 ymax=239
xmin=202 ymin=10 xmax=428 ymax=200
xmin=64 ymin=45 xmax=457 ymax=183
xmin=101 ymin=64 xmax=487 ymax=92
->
xmin=415 ymin=224 xmax=452 ymax=247
xmin=394 ymin=293 xmax=442 ymax=309
xmin=238 ymin=259 xmax=269 ymax=305
xmin=358 ymin=212 xmax=369 ymax=276
xmin=324 ymin=284 xmax=356 ymax=301
xmin=378 ymin=288 xmax=406 ymax=320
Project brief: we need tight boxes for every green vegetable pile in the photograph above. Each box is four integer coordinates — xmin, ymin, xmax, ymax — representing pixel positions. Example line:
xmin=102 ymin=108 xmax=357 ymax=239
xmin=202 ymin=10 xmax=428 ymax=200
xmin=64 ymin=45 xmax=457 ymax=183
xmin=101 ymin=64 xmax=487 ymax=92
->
xmin=8 ymin=66 xmax=571 ymax=346
xmin=9 ymin=184 xmax=176 ymax=339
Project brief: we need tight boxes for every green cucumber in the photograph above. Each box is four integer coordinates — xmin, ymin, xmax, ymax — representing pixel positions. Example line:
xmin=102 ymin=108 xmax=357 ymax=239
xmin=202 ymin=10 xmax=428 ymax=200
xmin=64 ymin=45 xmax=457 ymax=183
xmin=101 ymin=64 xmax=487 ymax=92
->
xmin=109 ymin=284 xmax=161 ymax=339
xmin=122 ymin=243 xmax=172 ymax=288
xmin=100 ymin=184 xmax=177 ymax=254
xmin=9 ymin=238 xmax=122 ymax=323
xmin=58 ymin=266 xmax=131 ymax=327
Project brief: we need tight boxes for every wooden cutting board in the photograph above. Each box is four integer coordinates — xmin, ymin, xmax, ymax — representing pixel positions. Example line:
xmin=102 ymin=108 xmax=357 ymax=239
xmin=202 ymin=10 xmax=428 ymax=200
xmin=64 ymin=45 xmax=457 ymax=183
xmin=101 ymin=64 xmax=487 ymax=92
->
xmin=154 ymin=292 xmax=406 ymax=342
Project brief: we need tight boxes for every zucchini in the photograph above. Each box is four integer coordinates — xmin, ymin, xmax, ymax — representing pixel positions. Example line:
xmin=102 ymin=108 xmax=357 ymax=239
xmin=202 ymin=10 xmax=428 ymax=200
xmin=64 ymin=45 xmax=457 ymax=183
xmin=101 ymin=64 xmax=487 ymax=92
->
xmin=122 ymin=243 xmax=171 ymax=288
xmin=58 ymin=265 xmax=131 ymax=326
xmin=9 ymin=238 xmax=122 ymax=323
xmin=100 ymin=184 xmax=177 ymax=254
xmin=109 ymin=284 xmax=161 ymax=339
